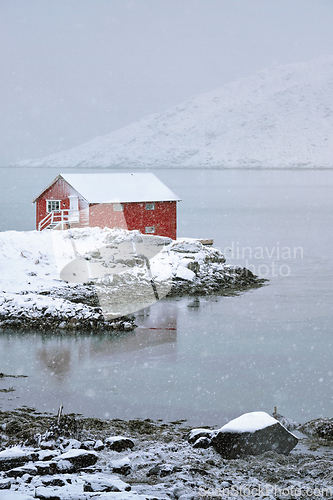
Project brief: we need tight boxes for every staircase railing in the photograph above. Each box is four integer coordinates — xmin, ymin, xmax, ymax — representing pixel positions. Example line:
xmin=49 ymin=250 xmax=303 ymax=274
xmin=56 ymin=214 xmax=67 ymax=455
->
xmin=38 ymin=209 xmax=72 ymax=231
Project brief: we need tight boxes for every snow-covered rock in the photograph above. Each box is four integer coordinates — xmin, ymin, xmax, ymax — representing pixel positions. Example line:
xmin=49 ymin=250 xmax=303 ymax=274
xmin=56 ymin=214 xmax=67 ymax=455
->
xmin=272 ymin=409 xmax=300 ymax=431
xmin=109 ymin=456 xmax=131 ymax=476
xmin=0 ymin=447 xmax=35 ymax=472
xmin=298 ymin=418 xmax=333 ymax=440
xmin=53 ymin=449 xmax=98 ymax=470
xmin=211 ymin=411 xmax=298 ymax=458
xmin=187 ymin=428 xmax=213 ymax=444
xmin=14 ymin=55 xmax=333 ymax=170
xmin=82 ymin=473 xmax=131 ymax=492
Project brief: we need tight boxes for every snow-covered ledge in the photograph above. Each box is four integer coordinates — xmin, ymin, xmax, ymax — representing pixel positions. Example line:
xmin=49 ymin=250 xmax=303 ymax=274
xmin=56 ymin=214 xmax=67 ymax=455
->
xmin=0 ymin=228 xmax=263 ymax=331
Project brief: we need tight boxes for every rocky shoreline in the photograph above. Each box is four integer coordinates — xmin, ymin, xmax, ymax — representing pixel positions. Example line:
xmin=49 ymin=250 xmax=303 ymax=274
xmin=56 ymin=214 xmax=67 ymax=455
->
xmin=0 ymin=266 xmax=262 ymax=332
xmin=0 ymin=408 xmax=332 ymax=499
xmin=0 ymin=229 xmax=265 ymax=332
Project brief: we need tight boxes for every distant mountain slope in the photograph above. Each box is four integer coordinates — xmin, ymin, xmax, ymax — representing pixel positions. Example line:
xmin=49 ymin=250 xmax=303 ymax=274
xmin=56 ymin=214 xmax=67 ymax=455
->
xmin=16 ymin=56 xmax=333 ymax=169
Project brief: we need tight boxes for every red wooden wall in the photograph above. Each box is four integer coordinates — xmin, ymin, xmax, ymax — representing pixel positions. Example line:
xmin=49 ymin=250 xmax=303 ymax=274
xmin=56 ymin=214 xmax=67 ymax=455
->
xmin=89 ymin=201 xmax=177 ymax=240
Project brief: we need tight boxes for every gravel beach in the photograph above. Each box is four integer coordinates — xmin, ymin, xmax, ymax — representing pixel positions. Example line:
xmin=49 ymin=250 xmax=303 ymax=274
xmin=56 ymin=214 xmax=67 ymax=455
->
xmin=0 ymin=408 xmax=332 ymax=499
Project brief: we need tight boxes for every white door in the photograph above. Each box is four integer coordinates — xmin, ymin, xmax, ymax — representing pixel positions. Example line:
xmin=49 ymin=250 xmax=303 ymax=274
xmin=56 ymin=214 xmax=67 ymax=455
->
xmin=68 ymin=195 xmax=79 ymax=222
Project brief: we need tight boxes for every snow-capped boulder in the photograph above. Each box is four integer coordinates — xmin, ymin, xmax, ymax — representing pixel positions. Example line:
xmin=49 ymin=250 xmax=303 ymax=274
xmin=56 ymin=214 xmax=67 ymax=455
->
xmin=52 ymin=449 xmax=98 ymax=471
xmin=211 ymin=411 xmax=298 ymax=459
xmin=0 ymin=447 xmax=36 ymax=472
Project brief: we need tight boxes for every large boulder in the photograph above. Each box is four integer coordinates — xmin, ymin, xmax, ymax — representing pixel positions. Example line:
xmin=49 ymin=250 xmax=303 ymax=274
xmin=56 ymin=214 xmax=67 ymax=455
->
xmin=298 ymin=418 xmax=333 ymax=440
xmin=211 ymin=411 xmax=298 ymax=459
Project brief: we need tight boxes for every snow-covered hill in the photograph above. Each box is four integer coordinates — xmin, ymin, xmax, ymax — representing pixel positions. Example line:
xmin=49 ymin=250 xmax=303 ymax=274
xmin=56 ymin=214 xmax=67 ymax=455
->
xmin=16 ymin=56 xmax=333 ymax=169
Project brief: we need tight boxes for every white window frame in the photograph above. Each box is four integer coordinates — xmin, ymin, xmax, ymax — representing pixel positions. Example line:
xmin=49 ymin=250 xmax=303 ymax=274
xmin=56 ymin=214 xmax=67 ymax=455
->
xmin=46 ymin=200 xmax=61 ymax=213
xmin=113 ymin=203 xmax=124 ymax=212
xmin=145 ymin=226 xmax=155 ymax=234
xmin=145 ymin=202 xmax=155 ymax=210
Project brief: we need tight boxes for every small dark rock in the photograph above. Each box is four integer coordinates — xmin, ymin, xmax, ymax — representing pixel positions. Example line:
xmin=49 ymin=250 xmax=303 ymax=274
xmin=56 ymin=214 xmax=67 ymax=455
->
xmin=147 ymin=464 xmax=179 ymax=477
xmin=187 ymin=429 xmax=213 ymax=445
xmin=147 ymin=465 xmax=162 ymax=477
xmin=93 ymin=439 xmax=105 ymax=451
xmin=42 ymin=477 xmax=66 ymax=487
xmin=112 ymin=463 xmax=132 ymax=475
xmin=35 ymin=461 xmax=58 ymax=475
xmin=83 ymin=476 xmax=131 ymax=492
xmin=0 ymin=479 xmax=11 ymax=490
xmin=80 ymin=440 xmax=95 ymax=450
xmin=193 ymin=437 xmax=212 ymax=449
xmin=160 ymin=468 xmax=173 ymax=478
xmin=105 ymin=436 xmax=134 ymax=452
xmin=189 ymin=467 xmax=209 ymax=476
xmin=5 ymin=464 xmax=37 ymax=478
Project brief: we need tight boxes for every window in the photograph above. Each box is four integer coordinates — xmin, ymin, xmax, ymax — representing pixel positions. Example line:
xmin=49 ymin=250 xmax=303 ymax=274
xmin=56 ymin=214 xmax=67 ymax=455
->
xmin=113 ymin=203 xmax=124 ymax=212
xmin=145 ymin=226 xmax=155 ymax=234
xmin=47 ymin=200 xmax=60 ymax=212
xmin=145 ymin=202 xmax=155 ymax=210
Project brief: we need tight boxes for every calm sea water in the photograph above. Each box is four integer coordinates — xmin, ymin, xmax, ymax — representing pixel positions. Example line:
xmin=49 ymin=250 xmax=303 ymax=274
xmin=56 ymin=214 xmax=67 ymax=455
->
xmin=0 ymin=167 xmax=332 ymax=426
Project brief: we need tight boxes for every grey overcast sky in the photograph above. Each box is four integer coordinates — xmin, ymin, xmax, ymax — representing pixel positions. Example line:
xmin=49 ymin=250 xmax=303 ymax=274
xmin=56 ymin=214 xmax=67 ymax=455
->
xmin=1 ymin=0 xmax=333 ymax=165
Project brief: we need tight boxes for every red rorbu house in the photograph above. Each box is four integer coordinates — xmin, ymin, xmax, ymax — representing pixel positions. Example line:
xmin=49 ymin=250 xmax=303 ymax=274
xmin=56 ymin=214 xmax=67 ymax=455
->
xmin=32 ymin=173 xmax=181 ymax=240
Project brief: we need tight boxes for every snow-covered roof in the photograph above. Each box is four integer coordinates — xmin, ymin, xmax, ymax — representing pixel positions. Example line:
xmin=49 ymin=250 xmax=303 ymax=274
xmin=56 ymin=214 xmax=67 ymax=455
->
xmin=32 ymin=173 xmax=181 ymax=204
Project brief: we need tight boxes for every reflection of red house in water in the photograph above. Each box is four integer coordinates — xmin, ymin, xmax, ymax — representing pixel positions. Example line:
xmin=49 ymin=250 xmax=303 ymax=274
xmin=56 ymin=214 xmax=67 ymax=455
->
xmin=32 ymin=173 xmax=181 ymax=240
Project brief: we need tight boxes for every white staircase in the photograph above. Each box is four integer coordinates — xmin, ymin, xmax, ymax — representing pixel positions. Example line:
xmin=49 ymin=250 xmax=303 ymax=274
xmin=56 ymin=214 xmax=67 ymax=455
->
xmin=38 ymin=210 xmax=74 ymax=231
